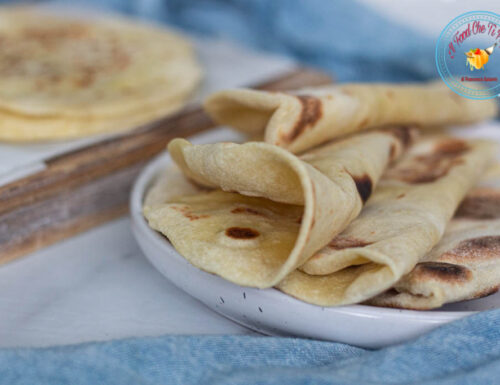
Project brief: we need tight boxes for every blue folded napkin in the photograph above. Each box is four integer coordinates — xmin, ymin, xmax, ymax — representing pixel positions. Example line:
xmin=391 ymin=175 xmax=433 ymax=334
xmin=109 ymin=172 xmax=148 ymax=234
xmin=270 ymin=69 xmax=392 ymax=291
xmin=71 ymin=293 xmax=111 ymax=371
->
xmin=1 ymin=309 xmax=499 ymax=385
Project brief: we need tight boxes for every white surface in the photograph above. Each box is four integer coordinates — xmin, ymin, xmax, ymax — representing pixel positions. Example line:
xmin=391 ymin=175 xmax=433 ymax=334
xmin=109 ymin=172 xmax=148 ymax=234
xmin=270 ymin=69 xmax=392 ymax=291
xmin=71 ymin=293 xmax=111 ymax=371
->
xmin=0 ymin=37 xmax=294 ymax=186
xmin=0 ymin=216 xmax=254 ymax=348
xmin=0 ymin=129 xmax=253 ymax=349
xmin=129 ymin=127 xmax=500 ymax=349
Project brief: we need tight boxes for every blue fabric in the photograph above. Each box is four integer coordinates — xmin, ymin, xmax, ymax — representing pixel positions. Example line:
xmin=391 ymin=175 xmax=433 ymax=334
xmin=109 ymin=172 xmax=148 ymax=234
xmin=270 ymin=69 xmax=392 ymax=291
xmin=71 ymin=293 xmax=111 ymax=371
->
xmin=0 ymin=309 xmax=499 ymax=385
xmin=47 ymin=0 xmax=437 ymax=82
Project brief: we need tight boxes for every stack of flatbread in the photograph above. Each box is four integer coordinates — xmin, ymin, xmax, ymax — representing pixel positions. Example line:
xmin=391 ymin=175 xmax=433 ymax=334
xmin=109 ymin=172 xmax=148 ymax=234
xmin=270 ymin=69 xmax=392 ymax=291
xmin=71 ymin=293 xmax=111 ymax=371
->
xmin=144 ymin=81 xmax=500 ymax=310
xmin=0 ymin=7 xmax=201 ymax=141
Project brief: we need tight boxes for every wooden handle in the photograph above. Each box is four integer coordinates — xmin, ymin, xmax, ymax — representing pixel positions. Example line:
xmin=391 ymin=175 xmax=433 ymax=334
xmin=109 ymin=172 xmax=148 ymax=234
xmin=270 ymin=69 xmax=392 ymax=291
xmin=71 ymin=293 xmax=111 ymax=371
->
xmin=0 ymin=67 xmax=333 ymax=264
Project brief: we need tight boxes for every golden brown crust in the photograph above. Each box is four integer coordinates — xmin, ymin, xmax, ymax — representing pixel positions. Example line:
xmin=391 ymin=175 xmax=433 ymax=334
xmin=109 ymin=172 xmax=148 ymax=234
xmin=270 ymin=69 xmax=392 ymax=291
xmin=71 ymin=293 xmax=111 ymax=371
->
xmin=327 ymin=236 xmax=373 ymax=250
xmin=441 ymin=236 xmax=500 ymax=263
xmin=171 ymin=205 xmax=210 ymax=221
xmin=413 ymin=262 xmax=472 ymax=283
xmin=456 ymin=188 xmax=500 ymax=219
xmin=225 ymin=227 xmax=260 ymax=239
xmin=231 ymin=207 xmax=266 ymax=216
xmin=386 ymin=138 xmax=469 ymax=184
xmin=285 ymin=95 xmax=323 ymax=142
xmin=388 ymin=126 xmax=415 ymax=148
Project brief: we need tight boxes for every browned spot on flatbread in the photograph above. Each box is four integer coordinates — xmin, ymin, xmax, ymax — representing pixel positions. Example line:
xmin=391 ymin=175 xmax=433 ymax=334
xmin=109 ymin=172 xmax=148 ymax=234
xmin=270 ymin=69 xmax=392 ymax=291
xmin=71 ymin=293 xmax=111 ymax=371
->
xmin=172 ymin=206 xmax=209 ymax=221
xmin=231 ymin=207 xmax=264 ymax=216
xmin=22 ymin=24 xmax=89 ymax=42
xmin=384 ymin=288 xmax=400 ymax=296
xmin=434 ymin=138 xmax=469 ymax=155
xmin=349 ymin=173 xmax=373 ymax=203
xmin=358 ymin=118 xmax=369 ymax=129
xmin=386 ymin=138 xmax=469 ymax=184
xmin=456 ymin=188 xmax=500 ymax=219
xmin=397 ymin=193 xmax=406 ymax=199
xmin=329 ymin=236 xmax=372 ymax=250
xmin=225 ymin=227 xmax=260 ymax=239
xmin=389 ymin=143 xmax=398 ymax=161
xmin=414 ymin=262 xmax=472 ymax=282
xmin=441 ymin=236 xmax=500 ymax=263
xmin=388 ymin=126 xmax=415 ymax=148
xmin=5 ymin=24 xmax=131 ymax=88
xmin=284 ymin=95 xmax=322 ymax=142
xmin=74 ymin=67 xmax=96 ymax=88
xmin=386 ymin=90 xmax=395 ymax=99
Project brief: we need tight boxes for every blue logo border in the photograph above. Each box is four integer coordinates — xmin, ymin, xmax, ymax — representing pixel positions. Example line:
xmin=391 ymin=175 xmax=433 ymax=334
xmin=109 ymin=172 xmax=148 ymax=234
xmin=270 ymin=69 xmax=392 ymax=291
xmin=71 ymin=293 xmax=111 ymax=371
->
xmin=436 ymin=10 xmax=500 ymax=100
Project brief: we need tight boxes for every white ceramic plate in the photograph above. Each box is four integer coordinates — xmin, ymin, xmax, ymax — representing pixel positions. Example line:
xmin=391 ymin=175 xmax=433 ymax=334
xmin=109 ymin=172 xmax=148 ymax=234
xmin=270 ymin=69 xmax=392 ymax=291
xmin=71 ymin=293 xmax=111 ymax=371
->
xmin=130 ymin=128 xmax=500 ymax=349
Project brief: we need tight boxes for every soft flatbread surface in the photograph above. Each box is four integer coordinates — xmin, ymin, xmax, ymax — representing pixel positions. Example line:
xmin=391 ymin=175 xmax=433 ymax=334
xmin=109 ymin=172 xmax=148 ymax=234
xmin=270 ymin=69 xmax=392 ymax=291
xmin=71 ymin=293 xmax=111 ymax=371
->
xmin=143 ymin=128 xmax=414 ymax=288
xmin=204 ymin=83 xmax=497 ymax=153
xmin=278 ymin=136 xmax=496 ymax=306
xmin=0 ymin=7 xmax=201 ymax=140
xmin=369 ymin=165 xmax=500 ymax=309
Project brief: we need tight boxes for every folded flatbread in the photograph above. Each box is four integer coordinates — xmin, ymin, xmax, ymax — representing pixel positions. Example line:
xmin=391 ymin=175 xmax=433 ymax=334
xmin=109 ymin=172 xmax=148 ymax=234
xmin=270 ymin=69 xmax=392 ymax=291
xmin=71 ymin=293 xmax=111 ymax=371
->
xmin=0 ymin=97 xmax=186 ymax=141
xmin=277 ymin=136 xmax=496 ymax=306
xmin=143 ymin=127 xmax=415 ymax=288
xmin=204 ymin=83 xmax=497 ymax=153
xmin=369 ymin=165 xmax=500 ymax=309
xmin=0 ymin=7 xmax=201 ymax=140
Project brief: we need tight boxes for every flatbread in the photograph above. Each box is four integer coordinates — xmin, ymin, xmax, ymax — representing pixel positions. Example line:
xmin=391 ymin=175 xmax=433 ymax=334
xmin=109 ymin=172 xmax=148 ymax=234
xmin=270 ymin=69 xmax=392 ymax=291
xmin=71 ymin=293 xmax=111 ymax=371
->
xmin=204 ymin=82 xmax=497 ymax=153
xmin=277 ymin=136 xmax=496 ymax=306
xmin=143 ymin=127 xmax=415 ymax=288
xmin=0 ymin=6 xmax=201 ymax=140
xmin=369 ymin=165 xmax=500 ymax=309
xmin=0 ymin=95 xmax=185 ymax=142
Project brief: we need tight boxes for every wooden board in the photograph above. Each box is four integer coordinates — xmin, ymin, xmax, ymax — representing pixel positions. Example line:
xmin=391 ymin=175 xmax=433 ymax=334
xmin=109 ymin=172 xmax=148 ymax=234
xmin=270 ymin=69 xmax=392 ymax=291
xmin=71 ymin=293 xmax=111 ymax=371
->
xmin=0 ymin=68 xmax=332 ymax=264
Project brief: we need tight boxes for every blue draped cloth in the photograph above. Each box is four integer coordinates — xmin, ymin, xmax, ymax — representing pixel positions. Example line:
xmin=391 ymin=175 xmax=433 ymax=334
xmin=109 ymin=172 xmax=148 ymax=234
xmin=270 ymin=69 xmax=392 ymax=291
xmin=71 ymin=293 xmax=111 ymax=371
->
xmin=0 ymin=310 xmax=499 ymax=385
xmin=49 ymin=0 xmax=437 ymax=81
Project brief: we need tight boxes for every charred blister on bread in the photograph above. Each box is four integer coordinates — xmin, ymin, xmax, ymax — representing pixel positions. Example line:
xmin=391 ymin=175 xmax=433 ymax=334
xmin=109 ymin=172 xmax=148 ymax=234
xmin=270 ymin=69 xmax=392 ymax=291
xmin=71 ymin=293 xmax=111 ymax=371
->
xmin=225 ymin=227 xmax=260 ymax=239
xmin=328 ymin=236 xmax=372 ymax=250
xmin=456 ymin=189 xmax=500 ymax=219
xmin=440 ymin=236 xmax=500 ymax=263
xmin=386 ymin=138 xmax=469 ymax=184
xmin=412 ymin=261 xmax=472 ymax=283
xmin=284 ymin=95 xmax=323 ymax=142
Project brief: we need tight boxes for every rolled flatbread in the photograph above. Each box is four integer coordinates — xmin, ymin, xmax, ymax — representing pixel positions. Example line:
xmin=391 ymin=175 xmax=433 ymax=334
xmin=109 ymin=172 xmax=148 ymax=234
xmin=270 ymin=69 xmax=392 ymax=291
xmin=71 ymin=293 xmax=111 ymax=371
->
xmin=204 ymin=83 xmax=497 ymax=153
xmin=277 ymin=136 xmax=496 ymax=306
xmin=368 ymin=165 xmax=500 ymax=309
xmin=143 ymin=127 xmax=415 ymax=288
